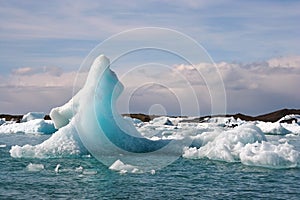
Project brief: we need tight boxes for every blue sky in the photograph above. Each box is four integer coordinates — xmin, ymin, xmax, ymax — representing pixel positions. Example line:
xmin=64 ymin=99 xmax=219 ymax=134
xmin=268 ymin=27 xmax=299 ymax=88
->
xmin=0 ymin=0 xmax=300 ymax=115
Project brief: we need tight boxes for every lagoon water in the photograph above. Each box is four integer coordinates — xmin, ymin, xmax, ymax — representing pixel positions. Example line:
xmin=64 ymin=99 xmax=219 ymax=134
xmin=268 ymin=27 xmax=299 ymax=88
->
xmin=1 ymin=132 xmax=300 ymax=199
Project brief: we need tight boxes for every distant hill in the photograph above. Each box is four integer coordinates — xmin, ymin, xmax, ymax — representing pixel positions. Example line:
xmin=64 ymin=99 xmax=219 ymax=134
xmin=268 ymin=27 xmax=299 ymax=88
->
xmin=253 ymin=109 xmax=300 ymax=122
xmin=185 ymin=109 xmax=300 ymax=123
xmin=125 ymin=109 xmax=300 ymax=123
xmin=1 ymin=108 xmax=299 ymax=123
xmin=0 ymin=114 xmax=50 ymax=123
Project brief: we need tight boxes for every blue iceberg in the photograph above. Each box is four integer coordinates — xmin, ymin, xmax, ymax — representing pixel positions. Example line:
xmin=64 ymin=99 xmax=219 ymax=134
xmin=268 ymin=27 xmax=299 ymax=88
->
xmin=75 ymin=55 xmax=171 ymax=154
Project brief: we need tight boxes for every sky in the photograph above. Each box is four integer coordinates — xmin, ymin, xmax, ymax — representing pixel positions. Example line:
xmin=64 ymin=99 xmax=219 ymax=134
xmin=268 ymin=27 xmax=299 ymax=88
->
xmin=0 ymin=0 xmax=299 ymax=116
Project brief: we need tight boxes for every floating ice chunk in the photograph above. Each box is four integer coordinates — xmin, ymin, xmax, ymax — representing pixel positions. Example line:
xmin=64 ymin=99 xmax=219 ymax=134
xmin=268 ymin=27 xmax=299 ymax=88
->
xmin=26 ymin=163 xmax=45 ymax=172
xmin=55 ymin=164 xmax=61 ymax=173
xmin=0 ymin=144 xmax=6 ymax=148
xmin=75 ymin=166 xmax=84 ymax=173
xmin=109 ymin=159 xmax=143 ymax=174
xmin=82 ymin=169 xmax=97 ymax=175
xmin=123 ymin=116 xmax=144 ymax=127
xmin=183 ymin=124 xmax=267 ymax=162
xmin=207 ymin=116 xmax=242 ymax=127
xmin=50 ymin=98 xmax=77 ymax=129
xmin=0 ymin=119 xmax=56 ymax=134
xmin=279 ymin=114 xmax=300 ymax=124
xmin=183 ymin=123 xmax=300 ymax=169
xmin=0 ymin=118 xmax=5 ymax=126
xmin=256 ymin=122 xmax=291 ymax=135
xmin=10 ymin=119 xmax=86 ymax=158
xmin=150 ymin=117 xmax=174 ymax=126
xmin=240 ymin=141 xmax=299 ymax=169
xmin=281 ymin=122 xmax=300 ymax=135
xmin=21 ymin=112 xmax=45 ymax=122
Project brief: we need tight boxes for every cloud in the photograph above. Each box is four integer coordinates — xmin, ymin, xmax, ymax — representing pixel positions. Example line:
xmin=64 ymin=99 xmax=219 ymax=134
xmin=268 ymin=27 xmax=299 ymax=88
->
xmin=118 ymin=55 xmax=300 ymax=115
xmin=1 ymin=55 xmax=300 ymax=115
xmin=0 ymin=66 xmax=87 ymax=114
xmin=267 ymin=55 xmax=300 ymax=68
xmin=12 ymin=66 xmax=63 ymax=76
xmin=1 ymin=0 xmax=300 ymax=78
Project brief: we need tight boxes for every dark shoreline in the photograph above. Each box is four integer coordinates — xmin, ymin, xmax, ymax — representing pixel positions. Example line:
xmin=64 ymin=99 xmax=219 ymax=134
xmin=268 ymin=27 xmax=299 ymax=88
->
xmin=124 ymin=108 xmax=300 ymax=123
xmin=0 ymin=114 xmax=51 ymax=123
xmin=1 ymin=108 xmax=299 ymax=123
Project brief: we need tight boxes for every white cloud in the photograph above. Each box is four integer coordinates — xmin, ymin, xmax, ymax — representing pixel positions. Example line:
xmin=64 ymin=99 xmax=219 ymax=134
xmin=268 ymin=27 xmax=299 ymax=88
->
xmin=267 ymin=55 xmax=300 ymax=68
xmin=12 ymin=66 xmax=63 ymax=76
xmin=118 ymin=55 xmax=300 ymax=115
xmin=0 ymin=66 xmax=87 ymax=114
xmin=0 ymin=55 xmax=299 ymax=115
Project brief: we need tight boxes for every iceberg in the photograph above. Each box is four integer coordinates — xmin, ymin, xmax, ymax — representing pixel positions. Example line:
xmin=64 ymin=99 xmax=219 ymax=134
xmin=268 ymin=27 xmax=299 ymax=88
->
xmin=0 ymin=119 xmax=56 ymax=134
xmin=0 ymin=118 xmax=5 ymax=126
xmin=256 ymin=121 xmax=291 ymax=135
xmin=183 ymin=123 xmax=299 ymax=168
xmin=10 ymin=120 xmax=85 ymax=158
xmin=21 ymin=112 xmax=45 ymax=122
xmin=65 ymin=55 xmax=172 ymax=153
xmin=11 ymin=55 xmax=181 ymax=166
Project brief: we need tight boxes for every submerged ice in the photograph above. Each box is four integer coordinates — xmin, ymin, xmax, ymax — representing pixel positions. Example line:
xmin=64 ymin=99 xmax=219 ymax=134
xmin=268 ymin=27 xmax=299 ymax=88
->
xmin=8 ymin=55 xmax=300 ymax=169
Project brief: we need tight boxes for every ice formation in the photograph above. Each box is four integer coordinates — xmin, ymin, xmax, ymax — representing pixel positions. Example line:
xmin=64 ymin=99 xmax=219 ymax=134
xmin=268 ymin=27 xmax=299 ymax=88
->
xmin=109 ymin=159 xmax=143 ymax=174
xmin=183 ymin=123 xmax=299 ymax=168
xmin=26 ymin=163 xmax=45 ymax=172
xmin=10 ymin=119 xmax=86 ymax=158
xmin=0 ymin=118 xmax=5 ymax=126
xmin=0 ymin=119 xmax=56 ymax=134
xmin=21 ymin=112 xmax=45 ymax=122
xmin=74 ymin=55 xmax=172 ymax=155
xmin=8 ymin=54 xmax=300 ymax=169
xmin=256 ymin=121 xmax=291 ymax=135
xmin=10 ymin=55 xmax=172 ymax=160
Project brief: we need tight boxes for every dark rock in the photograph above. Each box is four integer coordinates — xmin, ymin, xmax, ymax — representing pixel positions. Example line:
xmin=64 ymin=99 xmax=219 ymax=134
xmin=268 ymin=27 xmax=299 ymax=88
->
xmin=122 ymin=113 xmax=158 ymax=122
xmin=279 ymin=118 xmax=298 ymax=124
xmin=44 ymin=115 xmax=51 ymax=120
xmin=0 ymin=114 xmax=23 ymax=123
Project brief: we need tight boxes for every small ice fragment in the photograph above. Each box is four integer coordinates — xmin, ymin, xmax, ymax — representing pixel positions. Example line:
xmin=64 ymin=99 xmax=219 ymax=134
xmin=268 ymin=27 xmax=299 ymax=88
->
xmin=109 ymin=159 xmax=143 ymax=173
xmin=82 ymin=169 xmax=97 ymax=175
xmin=55 ymin=164 xmax=61 ymax=173
xmin=75 ymin=166 xmax=84 ymax=173
xmin=26 ymin=163 xmax=44 ymax=172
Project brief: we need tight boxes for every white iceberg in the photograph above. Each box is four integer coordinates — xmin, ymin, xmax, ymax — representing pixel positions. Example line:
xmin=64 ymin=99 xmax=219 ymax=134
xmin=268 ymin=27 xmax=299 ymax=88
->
xmin=10 ymin=119 xmax=86 ymax=158
xmin=10 ymin=55 xmax=175 ymax=162
xmin=0 ymin=118 xmax=5 ymax=126
xmin=256 ymin=121 xmax=291 ymax=135
xmin=21 ymin=112 xmax=45 ymax=122
xmin=0 ymin=119 xmax=56 ymax=134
